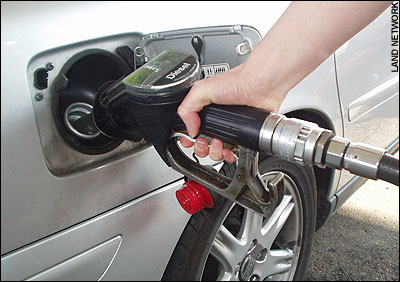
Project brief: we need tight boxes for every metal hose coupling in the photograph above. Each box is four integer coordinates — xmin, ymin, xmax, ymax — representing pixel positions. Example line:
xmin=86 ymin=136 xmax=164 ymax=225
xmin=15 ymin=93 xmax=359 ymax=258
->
xmin=259 ymin=113 xmax=334 ymax=168
xmin=325 ymin=136 xmax=386 ymax=180
xmin=258 ymin=113 xmax=387 ymax=180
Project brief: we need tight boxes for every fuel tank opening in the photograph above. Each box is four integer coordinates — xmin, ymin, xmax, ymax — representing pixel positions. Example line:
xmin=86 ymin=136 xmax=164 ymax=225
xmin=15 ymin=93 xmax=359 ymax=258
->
xmin=53 ymin=49 xmax=133 ymax=155
xmin=64 ymin=102 xmax=101 ymax=140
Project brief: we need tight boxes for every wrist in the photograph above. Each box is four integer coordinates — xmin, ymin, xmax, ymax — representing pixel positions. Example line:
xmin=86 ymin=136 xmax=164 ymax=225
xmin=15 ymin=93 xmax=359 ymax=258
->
xmin=239 ymin=59 xmax=289 ymax=113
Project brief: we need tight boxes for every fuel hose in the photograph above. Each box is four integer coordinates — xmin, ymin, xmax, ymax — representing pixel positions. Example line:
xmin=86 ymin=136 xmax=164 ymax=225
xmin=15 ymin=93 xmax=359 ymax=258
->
xmin=377 ymin=153 xmax=399 ymax=186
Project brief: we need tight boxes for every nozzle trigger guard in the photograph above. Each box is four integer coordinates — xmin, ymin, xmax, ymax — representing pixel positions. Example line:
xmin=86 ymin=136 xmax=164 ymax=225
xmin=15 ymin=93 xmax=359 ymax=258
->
xmin=166 ymin=137 xmax=284 ymax=216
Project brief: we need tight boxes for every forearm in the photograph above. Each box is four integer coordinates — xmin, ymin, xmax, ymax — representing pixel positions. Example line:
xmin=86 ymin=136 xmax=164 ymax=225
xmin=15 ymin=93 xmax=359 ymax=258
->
xmin=242 ymin=1 xmax=392 ymax=110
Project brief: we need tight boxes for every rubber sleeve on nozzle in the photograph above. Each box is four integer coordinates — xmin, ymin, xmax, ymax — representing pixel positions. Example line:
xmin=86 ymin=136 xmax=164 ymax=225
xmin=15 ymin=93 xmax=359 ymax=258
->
xmin=377 ymin=153 xmax=399 ymax=186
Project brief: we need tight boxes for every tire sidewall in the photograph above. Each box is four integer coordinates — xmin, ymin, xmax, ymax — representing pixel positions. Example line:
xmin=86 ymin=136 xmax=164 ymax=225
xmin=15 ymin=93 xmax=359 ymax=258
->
xmin=258 ymin=157 xmax=317 ymax=280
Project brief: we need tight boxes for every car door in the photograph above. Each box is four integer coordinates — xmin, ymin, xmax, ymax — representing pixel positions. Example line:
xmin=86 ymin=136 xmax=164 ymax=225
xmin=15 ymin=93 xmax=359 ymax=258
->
xmin=1 ymin=20 xmax=262 ymax=280
xmin=334 ymin=7 xmax=399 ymax=195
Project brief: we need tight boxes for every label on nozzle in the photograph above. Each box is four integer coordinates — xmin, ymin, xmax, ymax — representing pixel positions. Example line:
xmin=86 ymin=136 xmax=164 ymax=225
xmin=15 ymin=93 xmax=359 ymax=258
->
xmin=123 ymin=50 xmax=198 ymax=91
xmin=165 ymin=62 xmax=191 ymax=80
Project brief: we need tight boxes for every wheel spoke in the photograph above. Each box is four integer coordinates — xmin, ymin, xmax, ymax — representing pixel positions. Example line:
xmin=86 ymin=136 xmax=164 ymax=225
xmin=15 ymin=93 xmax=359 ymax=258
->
xmin=218 ymin=271 xmax=239 ymax=281
xmin=238 ymin=209 xmax=263 ymax=243
xmin=260 ymin=195 xmax=294 ymax=249
xmin=260 ymin=249 xmax=294 ymax=278
xmin=210 ymin=225 xmax=243 ymax=275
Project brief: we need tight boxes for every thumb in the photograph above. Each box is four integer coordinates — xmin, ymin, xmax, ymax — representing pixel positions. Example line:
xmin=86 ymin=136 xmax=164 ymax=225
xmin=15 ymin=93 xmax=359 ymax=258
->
xmin=177 ymin=80 xmax=212 ymax=138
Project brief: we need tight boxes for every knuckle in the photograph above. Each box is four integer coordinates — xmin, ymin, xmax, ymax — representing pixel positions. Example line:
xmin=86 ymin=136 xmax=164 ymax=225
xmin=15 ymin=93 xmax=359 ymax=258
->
xmin=177 ymin=104 xmax=187 ymax=117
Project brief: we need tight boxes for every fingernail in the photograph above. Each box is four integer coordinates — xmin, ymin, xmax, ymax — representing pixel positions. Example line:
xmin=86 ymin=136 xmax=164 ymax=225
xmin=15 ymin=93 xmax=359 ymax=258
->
xmin=197 ymin=138 xmax=207 ymax=146
xmin=196 ymin=139 xmax=207 ymax=151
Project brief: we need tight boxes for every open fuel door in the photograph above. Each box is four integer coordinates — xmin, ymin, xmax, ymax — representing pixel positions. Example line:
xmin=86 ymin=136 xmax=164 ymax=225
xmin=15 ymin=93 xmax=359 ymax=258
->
xmin=136 ymin=25 xmax=262 ymax=78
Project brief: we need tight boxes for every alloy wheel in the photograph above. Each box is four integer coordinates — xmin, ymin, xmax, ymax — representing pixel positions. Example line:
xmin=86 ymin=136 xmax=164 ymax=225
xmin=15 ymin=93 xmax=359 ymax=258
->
xmin=203 ymin=171 xmax=303 ymax=281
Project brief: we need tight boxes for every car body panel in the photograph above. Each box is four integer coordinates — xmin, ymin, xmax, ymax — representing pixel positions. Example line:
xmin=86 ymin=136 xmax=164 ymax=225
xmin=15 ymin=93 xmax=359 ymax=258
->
xmin=334 ymin=7 xmax=399 ymax=199
xmin=1 ymin=181 xmax=190 ymax=281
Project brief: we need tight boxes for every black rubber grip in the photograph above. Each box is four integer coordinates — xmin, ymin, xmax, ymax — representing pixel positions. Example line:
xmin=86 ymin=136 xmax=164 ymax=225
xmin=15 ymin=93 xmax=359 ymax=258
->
xmin=377 ymin=153 xmax=399 ymax=186
xmin=174 ymin=104 xmax=269 ymax=151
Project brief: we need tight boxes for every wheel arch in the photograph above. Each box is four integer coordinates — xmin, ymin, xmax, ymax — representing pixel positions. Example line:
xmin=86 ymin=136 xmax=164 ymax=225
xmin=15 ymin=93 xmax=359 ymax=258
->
xmin=283 ymin=109 xmax=337 ymax=231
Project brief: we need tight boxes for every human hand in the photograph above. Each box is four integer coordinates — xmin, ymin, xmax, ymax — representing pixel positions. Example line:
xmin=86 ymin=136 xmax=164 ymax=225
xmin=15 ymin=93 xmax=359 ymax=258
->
xmin=177 ymin=64 xmax=286 ymax=163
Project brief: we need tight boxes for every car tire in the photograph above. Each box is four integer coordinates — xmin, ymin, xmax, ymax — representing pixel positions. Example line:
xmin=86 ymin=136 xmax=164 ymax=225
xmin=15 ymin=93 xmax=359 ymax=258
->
xmin=162 ymin=156 xmax=317 ymax=281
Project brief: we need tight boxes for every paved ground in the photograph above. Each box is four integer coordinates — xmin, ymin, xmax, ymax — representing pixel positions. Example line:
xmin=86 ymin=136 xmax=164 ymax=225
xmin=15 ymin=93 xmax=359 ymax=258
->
xmin=304 ymin=166 xmax=399 ymax=281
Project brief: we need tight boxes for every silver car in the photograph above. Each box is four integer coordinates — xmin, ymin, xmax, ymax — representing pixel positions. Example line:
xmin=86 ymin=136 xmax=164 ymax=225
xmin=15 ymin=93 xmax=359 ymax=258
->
xmin=1 ymin=1 xmax=398 ymax=281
